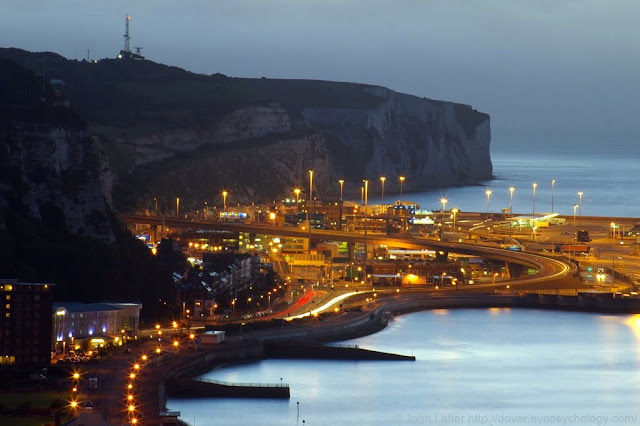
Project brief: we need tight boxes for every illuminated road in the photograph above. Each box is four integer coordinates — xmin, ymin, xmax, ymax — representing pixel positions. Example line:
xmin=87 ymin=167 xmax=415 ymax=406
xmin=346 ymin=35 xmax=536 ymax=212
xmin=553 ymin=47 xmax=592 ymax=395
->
xmin=284 ymin=291 xmax=361 ymax=320
xmin=119 ymin=214 xmax=575 ymax=285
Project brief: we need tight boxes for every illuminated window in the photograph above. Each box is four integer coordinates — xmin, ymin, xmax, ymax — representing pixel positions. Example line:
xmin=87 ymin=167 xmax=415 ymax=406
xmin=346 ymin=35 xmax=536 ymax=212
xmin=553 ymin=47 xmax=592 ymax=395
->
xmin=4 ymin=304 xmax=9 ymax=309
xmin=4 ymin=313 xmax=9 ymax=318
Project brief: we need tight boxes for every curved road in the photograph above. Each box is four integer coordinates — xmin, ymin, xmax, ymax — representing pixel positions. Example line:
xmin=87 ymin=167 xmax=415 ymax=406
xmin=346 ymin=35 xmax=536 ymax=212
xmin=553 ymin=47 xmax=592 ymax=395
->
xmin=120 ymin=214 xmax=575 ymax=285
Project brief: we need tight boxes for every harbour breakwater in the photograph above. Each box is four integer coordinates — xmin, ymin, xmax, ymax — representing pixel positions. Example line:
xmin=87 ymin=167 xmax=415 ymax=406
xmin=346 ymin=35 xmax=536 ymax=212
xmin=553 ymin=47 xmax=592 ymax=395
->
xmin=163 ymin=339 xmax=414 ymax=402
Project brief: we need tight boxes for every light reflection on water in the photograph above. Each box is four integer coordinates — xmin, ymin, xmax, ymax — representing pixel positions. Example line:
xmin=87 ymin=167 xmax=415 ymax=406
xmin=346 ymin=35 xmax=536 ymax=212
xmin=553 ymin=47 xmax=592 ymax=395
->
xmin=168 ymin=309 xmax=640 ymax=425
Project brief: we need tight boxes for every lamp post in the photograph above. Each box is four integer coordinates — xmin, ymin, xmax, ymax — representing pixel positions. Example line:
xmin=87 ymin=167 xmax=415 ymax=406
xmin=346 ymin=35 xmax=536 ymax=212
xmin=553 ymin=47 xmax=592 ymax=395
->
xmin=222 ymin=191 xmax=228 ymax=213
xmin=175 ymin=197 xmax=180 ymax=219
xmin=551 ymin=179 xmax=556 ymax=213
xmin=338 ymin=180 xmax=344 ymax=201
xmin=308 ymin=170 xmax=313 ymax=254
xmin=532 ymin=183 xmax=537 ymax=216
xmin=440 ymin=198 xmax=447 ymax=224
xmin=204 ymin=201 xmax=208 ymax=220
xmin=363 ymin=179 xmax=368 ymax=207
xmin=380 ymin=177 xmax=386 ymax=206
xmin=578 ymin=191 xmax=583 ymax=224
xmin=399 ymin=176 xmax=405 ymax=198
xmin=508 ymin=187 xmax=515 ymax=217
xmin=294 ymin=188 xmax=301 ymax=214
xmin=363 ymin=180 xmax=369 ymax=286
xmin=451 ymin=208 xmax=459 ymax=231
xmin=485 ymin=190 xmax=492 ymax=216
xmin=573 ymin=204 xmax=578 ymax=232
xmin=154 ymin=197 xmax=158 ymax=216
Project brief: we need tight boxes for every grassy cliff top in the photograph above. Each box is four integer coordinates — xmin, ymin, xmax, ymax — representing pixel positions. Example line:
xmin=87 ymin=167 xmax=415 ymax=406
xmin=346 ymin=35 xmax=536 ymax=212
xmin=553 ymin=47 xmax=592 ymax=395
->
xmin=0 ymin=48 xmax=389 ymax=133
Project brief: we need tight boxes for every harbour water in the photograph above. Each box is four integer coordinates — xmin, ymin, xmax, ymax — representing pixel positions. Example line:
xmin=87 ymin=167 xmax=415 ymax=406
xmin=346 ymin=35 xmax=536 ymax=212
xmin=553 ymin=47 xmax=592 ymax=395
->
xmin=168 ymin=309 xmax=640 ymax=425
xmin=376 ymin=130 xmax=640 ymax=218
xmin=168 ymin=131 xmax=640 ymax=424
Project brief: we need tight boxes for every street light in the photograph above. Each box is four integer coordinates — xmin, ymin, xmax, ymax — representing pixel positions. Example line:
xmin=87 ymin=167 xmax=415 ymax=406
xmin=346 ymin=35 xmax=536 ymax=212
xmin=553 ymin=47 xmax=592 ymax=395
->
xmin=380 ymin=176 xmax=386 ymax=206
xmin=485 ymin=190 xmax=492 ymax=215
xmin=153 ymin=197 xmax=158 ymax=216
xmin=440 ymin=198 xmax=447 ymax=223
xmin=338 ymin=180 xmax=344 ymax=201
xmin=293 ymin=188 xmax=301 ymax=214
xmin=573 ymin=204 xmax=578 ymax=232
xmin=509 ymin=187 xmax=515 ymax=217
xmin=451 ymin=208 xmax=459 ymax=231
xmin=175 ymin=197 xmax=180 ymax=219
xmin=308 ymin=170 xmax=313 ymax=254
xmin=399 ymin=176 xmax=405 ymax=198
xmin=551 ymin=179 xmax=556 ymax=213
xmin=532 ymin=183 xmax=537 ymax=216
xmin=363 ymin=180 xmax=369 ymax=207
xmin=578 ymin=191 xmax=583 ymax=223
xmin=222 ymin=191 xmax=228 ymax=213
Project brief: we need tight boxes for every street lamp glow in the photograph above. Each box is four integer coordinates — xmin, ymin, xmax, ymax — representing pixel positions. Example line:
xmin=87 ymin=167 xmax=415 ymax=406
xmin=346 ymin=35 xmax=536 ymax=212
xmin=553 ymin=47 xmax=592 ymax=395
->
xmin=451 ymin=208 xmax=459 ymax=231
xmin=129 ymin=373 xmax=136 ymax=380
xmin=338 ymin=180 xmax=344 ymax=201
xmin=485 ymin=190 xmax=492 ymax=215
xmin=578 ymin=191 xmax=583 ymax=220
xmin=363 ymin=180 xmax=369 ymax=206
xmin=532 ymin=183 xmax=537 ymax=215
xmin=133 ymin=363 xmax=140 ymax=370
xmin=293 ymin=188 xmax=301 ymax=213
xmin=399 ymin=176 xmax=405 ymax=198
xmin=175 ymin=197 xmax=180 ymax=219
xmin=509 ymin=187 xmax=515 ymax=216
xmin=222 ymin=191 xmax=228 ymax=212
xmin=173 ymin=340 xmax=179 ymax=348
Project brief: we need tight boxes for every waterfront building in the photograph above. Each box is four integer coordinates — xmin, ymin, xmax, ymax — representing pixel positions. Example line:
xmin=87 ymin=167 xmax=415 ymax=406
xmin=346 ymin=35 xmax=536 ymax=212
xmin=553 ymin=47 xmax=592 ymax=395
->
xmin=52 ymin=302 xmax=142 ymax=353
xmin=0 ymin=280 xmax=53 ymax=367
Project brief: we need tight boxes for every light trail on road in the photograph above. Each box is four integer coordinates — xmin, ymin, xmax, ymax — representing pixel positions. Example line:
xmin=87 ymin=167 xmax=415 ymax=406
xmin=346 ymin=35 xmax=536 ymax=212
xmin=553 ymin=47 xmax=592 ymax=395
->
xmin=284 ymin=291 xmax=362 ymax=320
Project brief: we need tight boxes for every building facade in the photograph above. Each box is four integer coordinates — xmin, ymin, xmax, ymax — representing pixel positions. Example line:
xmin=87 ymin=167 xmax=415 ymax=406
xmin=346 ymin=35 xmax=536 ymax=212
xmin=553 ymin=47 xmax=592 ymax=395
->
xmin=52 ymin=302 xmax=142 ymax=353
xmin=0 ymin=280 xmax=53 ymax=367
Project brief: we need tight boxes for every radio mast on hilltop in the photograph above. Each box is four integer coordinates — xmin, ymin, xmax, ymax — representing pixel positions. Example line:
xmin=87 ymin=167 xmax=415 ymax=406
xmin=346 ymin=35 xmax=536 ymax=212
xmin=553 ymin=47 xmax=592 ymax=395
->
xmin=123 ymin=14 xmax=131 ymax=53
xmin=117 ymin=14 xmax=145 ymax=60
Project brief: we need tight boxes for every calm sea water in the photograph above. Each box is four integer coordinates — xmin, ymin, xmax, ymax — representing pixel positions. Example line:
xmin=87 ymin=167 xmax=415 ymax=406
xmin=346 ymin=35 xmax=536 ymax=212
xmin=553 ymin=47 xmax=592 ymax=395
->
xmin=168 ymin=309 xmax=640 ymax=425
xmin=168 ymin=133 xmax=640 ymax=425
xmin=373 ymin=131 xmax=640 ymax=217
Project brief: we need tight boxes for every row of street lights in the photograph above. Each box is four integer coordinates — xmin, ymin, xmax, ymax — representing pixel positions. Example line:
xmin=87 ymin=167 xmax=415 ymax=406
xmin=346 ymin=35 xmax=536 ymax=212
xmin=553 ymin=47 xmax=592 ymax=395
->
xmin=481 ymin=180 xmax=584 ymax=218
xmin=165 ymin=174 xmax=408 ymax=220
xmin=154 ymin=191 xmax=230 ymax=218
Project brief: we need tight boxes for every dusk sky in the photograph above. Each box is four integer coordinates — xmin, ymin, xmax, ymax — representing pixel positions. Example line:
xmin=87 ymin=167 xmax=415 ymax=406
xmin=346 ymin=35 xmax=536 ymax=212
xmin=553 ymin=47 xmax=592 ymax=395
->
xmin=3 ymin=1 xmax=639 ymax=133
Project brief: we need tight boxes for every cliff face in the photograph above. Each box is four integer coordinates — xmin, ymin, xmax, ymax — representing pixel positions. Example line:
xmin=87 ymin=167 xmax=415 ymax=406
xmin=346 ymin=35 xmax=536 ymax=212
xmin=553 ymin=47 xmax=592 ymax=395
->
xmin=0 ymin=59 xmax=115 ymax=242
xmin=300 ymin=86 xmax=491 ymax=192
xmin=121 ymin=93 xmax=490 ymax=208
xmin=0 ymin=49 xmax=491 ymax=212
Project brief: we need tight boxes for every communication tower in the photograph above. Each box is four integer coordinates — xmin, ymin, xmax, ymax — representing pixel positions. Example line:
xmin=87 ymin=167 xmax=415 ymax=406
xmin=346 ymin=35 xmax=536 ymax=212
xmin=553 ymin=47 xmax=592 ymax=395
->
xmin=117 ymin=15 xmax=145 ymax=60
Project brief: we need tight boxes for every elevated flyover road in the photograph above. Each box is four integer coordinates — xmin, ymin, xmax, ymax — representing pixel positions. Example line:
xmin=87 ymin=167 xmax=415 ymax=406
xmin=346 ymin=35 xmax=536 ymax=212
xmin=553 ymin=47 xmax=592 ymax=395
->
xmin=120 ymin=214 xmax=575 ymax=285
